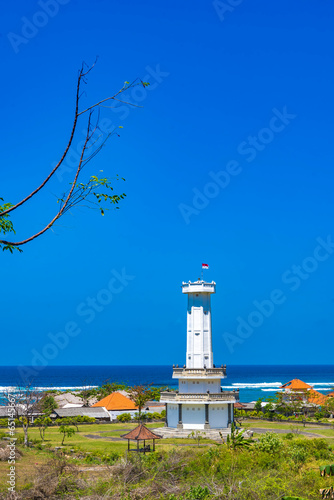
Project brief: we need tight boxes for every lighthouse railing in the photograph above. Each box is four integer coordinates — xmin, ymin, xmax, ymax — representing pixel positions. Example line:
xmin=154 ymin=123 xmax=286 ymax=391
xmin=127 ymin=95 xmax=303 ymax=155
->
xmin=160 ymin=390 xmax=239 ymax=402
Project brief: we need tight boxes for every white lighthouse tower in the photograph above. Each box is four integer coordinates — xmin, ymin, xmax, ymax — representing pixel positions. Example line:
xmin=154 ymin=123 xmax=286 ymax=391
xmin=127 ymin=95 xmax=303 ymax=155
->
xmin=160 ymin=279 xmax=238 ymax=436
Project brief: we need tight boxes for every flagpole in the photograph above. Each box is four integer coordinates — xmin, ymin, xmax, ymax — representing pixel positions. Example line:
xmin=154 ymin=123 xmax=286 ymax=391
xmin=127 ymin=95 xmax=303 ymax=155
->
xmin=201 ymin=267 xmax=203 ymax=281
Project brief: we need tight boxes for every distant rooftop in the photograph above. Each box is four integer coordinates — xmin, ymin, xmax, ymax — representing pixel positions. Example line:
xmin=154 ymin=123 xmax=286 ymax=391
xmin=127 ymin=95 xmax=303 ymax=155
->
xmin=92 ymin=391 xmax=137 ymax=411
xmin=280 ymin=379 xmax=313 ymax=391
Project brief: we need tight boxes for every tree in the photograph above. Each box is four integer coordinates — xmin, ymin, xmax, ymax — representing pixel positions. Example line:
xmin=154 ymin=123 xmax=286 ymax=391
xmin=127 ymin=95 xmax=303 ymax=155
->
xmin=318 ymin=396 xmax=334 ymax=418
xmin=35 ymin=416 xmax=52 ymax=441
xmin=98 ymin=381 xmax=129 ymax=398
xmin=128 ymin=385 xmax=153 ymax=421
xmin=40 ymin=394 xmax=58 ymax=415
xmin=148 ymin=386 xmax=168 ymax=401
xmin=4 ymin=385 xmax=44 ymax=447
xmin=273 ymin=392 xmax=303 ymax=417
xmin=77 ymin=380 xmax=96 ymax=407
xmin=0 ymin=60 xmax=149 ymax=253
xmin=254 ymin=398 xmax=263 ymax=413
xmin=188 ymin=430 xmax=206 ymax=447
xmin=59 ymin=425 xmax=76 ymax=446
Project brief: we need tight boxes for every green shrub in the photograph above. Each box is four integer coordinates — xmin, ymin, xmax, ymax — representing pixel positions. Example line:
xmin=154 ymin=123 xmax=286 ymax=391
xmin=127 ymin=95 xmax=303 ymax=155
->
xmin=283 ymin=433 xmax=294 ymax=440
xmin=161 ymin=409 xmax=166 ymax=418
xmin=184 ymin=486 xmax=210 ymax=499
xmin=76 ymin=416 xmax=96 ymax=423
xmin=84 ymin=454 xmax=101 ymax=464
xmin=287 ymin=445 xmax=309 ymax=464
xmin=106 ymin=451 xmax=120 ymax=464
xmin=117 ymin=413 xmax=132 ymax=422
xmin=255 ymin=432 xmax=283 ymax=454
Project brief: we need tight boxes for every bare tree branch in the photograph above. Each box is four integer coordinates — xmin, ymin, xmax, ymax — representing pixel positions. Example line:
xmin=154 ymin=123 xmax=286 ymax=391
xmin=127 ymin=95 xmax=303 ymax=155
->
xmin=0 ymin=61 xmax=147 ymax=251
xmin=0 ymin=113 xmax=92 ymax=247
xmin=0 ymin=63 xmax=147 ymax=219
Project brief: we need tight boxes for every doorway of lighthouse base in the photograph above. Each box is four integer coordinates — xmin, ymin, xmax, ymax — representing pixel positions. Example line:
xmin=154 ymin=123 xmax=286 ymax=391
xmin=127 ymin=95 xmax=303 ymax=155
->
xmin=182 ymin=404 xmax=206 ymax=430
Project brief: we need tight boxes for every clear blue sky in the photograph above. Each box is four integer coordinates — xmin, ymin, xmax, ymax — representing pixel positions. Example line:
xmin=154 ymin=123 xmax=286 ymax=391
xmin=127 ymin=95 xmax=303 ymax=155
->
xmin=1 ymin=0 xmax=334 ymax=368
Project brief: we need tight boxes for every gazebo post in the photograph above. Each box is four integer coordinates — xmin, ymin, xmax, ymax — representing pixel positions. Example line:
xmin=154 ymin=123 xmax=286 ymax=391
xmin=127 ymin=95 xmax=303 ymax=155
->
xmin=137 ymin=439 xmax=139 ymax=452
xmin=128 ymin=439 xmax=130 ymax=451
xmin=153 ymin=439 xmax=155 ymax=451
xmin=144 ymin=440 xmax=146 ymax=454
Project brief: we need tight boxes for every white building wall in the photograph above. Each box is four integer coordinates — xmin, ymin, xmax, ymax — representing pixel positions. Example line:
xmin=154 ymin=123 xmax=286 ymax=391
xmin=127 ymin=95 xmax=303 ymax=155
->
xmin=208 ymin=404 xmax=228 ymax=429
xmin=183 ymin=404 xmax=206 ymax=429
xmin=178 ymin=379 xmax=221 ymax=394
xmin=166 ymin=404 xmax=178 ymax=428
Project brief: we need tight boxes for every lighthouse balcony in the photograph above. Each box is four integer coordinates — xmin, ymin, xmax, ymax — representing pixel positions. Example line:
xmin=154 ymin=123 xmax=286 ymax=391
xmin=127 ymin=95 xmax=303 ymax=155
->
xmin=172 ymin=366 xmax=226 ymax=379
xmin=160 ymin=390 xmax=239 ymax=403
xmin=182 ymin=281 xmax=216 ymax=294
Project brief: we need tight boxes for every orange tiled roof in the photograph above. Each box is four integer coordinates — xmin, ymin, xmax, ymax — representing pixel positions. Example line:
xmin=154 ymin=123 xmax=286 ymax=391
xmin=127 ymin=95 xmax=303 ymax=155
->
xmin=280 ymin=379 xmax=313 ymax=390
xmin=308 ymin=390 xmax=327 ymax=405
xmin=121 ymin=424 xmax=162 ymax=441
xmin=92 ymin=391 xmax=137 ymax=411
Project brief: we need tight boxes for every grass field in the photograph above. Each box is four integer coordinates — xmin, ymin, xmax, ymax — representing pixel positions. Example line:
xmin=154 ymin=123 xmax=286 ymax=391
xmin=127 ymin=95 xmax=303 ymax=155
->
xmin=0 ymin=421 xmax=217 ymax=491
xmin=1 ymin=420 xmax=334 ymax=496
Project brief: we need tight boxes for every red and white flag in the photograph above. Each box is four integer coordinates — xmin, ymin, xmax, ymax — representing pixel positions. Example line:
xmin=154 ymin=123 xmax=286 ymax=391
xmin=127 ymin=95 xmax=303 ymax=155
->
xmin=202 ymin=263 xmax=209 ymax=269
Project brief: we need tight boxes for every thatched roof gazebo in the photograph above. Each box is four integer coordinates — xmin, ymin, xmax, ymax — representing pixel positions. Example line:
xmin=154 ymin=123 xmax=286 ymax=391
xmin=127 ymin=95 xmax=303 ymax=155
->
xmin=121 ymin=424 xmax=162 ymax=453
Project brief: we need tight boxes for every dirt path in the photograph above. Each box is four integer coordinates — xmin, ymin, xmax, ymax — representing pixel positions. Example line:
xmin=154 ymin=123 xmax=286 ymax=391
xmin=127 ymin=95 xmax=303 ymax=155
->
xmin=249 ymin=427 xmax=323 ymax=438
xmin=84 ymin=434 xmax=123 ymax=441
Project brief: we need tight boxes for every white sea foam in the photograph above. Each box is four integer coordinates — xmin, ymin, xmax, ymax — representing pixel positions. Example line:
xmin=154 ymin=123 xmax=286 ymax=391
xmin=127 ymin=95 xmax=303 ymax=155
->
xmin=222 ymin=382 xmax=282 ymax=389
xmin=0 ymin=385 xmax=98 ymax=393
xmin=34 ymin=386 xmax=98 ymax=391
xmin=308 ymin=382 xmax=334 ymax=387
xmin=261 ymin=388 xmax=283 ymax=392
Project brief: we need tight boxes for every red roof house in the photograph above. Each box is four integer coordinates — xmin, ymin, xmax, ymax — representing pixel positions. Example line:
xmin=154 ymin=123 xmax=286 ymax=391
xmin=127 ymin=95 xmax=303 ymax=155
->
xmin=92 ymin=391 xmax=137 ymax=411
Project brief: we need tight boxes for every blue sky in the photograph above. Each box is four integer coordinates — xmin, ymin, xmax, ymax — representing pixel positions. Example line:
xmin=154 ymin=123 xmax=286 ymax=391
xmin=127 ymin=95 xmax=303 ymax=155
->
xmin=1 ymin=0 xmax=334 ymax=368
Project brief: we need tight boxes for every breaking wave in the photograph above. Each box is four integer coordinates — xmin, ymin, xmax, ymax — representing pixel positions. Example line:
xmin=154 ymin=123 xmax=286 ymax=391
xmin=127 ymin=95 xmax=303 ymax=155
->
xmin=222 ymin=382 xmax=282 ymax=389
xmin=0 ymin=385 xmax=98 ymax=393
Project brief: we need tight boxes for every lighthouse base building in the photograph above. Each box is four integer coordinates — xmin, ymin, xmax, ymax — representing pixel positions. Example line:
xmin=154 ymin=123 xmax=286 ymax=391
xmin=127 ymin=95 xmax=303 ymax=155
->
xmin=159 ymin=279 xmax=238 ymax=437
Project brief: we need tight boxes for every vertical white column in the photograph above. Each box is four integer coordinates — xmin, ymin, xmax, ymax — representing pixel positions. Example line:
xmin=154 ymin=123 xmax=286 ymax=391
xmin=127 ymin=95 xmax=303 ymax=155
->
xmin=183 ymin=282 xmax=215 ymax=369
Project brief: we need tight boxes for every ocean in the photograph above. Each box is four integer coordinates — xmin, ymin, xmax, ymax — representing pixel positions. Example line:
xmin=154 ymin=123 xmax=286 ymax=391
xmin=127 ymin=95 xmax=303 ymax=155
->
xmin=0 ymin=365 xmax=333 ymax=403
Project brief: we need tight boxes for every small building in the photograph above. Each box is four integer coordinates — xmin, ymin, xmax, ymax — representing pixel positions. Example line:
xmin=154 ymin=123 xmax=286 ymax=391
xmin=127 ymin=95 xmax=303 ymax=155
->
xmin=92 ymin=391 xmax=138 ymax=420
xmin=121 ymin=424 xmax=162 ymax=452
xmin=280 ymin=379 xmax=313 ymax=404
xmin=280 ymin=379 xmax=328 ymax=415
xmin=51 ymin=406 xmax=110 ymax=421
xmin=0 ymin=406 xmax=25 ymax=418
xmin=54 ymin=392 xmax=100 ymax=408
xmin=236 ymin=402 xmax=256 ymax=412
xmin=144 ymin=401 xmax=165 ymax=414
